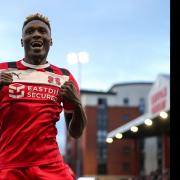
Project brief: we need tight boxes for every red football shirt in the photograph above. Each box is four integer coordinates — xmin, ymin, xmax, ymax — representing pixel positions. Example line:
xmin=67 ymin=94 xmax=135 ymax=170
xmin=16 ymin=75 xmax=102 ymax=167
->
xmin=0 ymin=59 xmax=79 ymax=169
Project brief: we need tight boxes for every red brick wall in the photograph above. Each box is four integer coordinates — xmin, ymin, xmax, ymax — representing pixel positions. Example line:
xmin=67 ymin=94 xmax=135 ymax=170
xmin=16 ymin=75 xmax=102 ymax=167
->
xmin=108 ymin=106 xmax=140 ymax=131
xmin=107 ymin=107 xmax=140 ymax=176
xmin=81 ymin=106 xmax=98 ymax=175
xmin=80 ymin=106 xmax=140 ymax=176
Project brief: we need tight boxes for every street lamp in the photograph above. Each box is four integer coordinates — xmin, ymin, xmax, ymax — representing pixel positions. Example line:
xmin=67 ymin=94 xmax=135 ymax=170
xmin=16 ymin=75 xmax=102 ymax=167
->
xmin=67 ymin=51 xmax=89 ymax=87
xmin=67 ymin=51 xmax=89 ymax=178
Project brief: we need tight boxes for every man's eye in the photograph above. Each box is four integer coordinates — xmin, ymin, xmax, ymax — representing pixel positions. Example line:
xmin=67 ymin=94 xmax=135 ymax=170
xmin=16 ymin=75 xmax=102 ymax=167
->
xmin=39 ymin=29 xmax=47 ymax=34
xmin=26 ymin=29 xmax=33 ymax=34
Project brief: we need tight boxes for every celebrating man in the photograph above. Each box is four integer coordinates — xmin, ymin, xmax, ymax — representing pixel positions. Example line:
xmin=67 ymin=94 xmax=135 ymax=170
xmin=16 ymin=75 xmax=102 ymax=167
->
xmin=0 ymin=13 xmax=87 ymax=180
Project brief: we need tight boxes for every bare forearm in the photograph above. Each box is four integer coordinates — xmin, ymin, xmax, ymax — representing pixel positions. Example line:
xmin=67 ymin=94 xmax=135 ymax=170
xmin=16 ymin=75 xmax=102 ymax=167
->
xmin=68 ymin=104 xmax=87 ymax=138
xmin=60 ymin=80 xmax=87 ymax=138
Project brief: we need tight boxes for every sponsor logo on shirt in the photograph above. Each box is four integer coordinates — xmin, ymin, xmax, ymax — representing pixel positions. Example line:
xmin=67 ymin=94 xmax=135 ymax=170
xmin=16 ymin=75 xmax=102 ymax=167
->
xmin=27 ymin=85 xmax=59 ymax=102
xmin=9 ymin=83 xmax=25 ymax=98
xmin=9 ymin=83 xmax=60 ymax=102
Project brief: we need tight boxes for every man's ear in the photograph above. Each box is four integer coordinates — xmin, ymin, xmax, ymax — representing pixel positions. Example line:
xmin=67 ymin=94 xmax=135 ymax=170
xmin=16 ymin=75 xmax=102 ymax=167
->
xmin=50 ymin=39 xmax=53 ymax=46
xmin=21 ymin=39 xmax=24 ymax=47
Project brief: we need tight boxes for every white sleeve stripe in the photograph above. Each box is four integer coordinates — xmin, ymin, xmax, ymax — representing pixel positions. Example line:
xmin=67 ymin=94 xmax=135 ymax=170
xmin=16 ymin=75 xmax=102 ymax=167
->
xmin=0 ymin=69 xmax=8 ymax=72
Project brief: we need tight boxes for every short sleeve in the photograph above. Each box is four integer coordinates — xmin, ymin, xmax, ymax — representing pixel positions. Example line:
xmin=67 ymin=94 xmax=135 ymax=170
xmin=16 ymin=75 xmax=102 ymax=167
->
xmin=0 ymin=62 xmax=8 ymax=72
xmin=62 ymin=71 xmax=80 ymax=113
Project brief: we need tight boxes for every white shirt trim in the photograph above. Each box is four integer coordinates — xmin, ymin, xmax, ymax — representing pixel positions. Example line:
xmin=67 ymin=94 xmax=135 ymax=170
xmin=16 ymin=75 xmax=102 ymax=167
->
xmin=21 ymin=60 xmax=50 ymax=69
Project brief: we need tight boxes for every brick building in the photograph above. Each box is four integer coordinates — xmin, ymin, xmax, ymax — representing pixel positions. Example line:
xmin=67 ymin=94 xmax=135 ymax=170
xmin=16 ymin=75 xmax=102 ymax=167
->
xmin=107 ymin=74 xmax=170 ymax=178
xmin=65 ymin=82 xmax=152 ymax=179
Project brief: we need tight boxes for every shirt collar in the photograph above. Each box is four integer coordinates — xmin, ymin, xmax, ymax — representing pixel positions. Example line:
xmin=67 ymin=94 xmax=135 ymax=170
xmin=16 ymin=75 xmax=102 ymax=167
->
xmin=21 ymin=59 xmax=50 ymax=69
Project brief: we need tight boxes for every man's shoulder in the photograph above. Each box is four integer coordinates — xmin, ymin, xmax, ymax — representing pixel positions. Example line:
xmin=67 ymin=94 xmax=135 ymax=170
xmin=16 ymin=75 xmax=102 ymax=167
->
xmin=0 ymin=60 xmax=20 ymax=70
xmin=0 ymin=61 xmax=8 ymax=70
xmin=49 ymin=64 xmax=71 ymax=76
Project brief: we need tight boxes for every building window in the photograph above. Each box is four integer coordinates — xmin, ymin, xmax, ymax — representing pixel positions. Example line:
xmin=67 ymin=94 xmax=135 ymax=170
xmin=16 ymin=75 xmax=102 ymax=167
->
xmin=122 ymin=146 xmax=131 ymax=156
xmin=122 ymin=162 xmax=131 ymax=173
xmin=122 ymin=114 xmax=129 ymax=121
xmin=140 ymin=152 xmax=145 ymax=174
xmin=97 ymin=98 xmax=108 ymax=175
xmin=139 ymin=97 xmax=145 ymax=114
xmin=98 ymin=98 xmax=107 ymax=109
xmin=98 ymin=163 xmax=107 ymax=175
xmin=139 ymin=138 xmax=145 ymax=175
xmin=97 ymin=130 xmax=107 ymax=143
xmin=139 ymin=138 xmax=145 ymax=150
xmin=123 ymin=98 xmax=129 ymax=106
xmin=157 ymin=136 xmax=162 ymax=149
xmin=157 ymin=158 xmax=162 ymax=169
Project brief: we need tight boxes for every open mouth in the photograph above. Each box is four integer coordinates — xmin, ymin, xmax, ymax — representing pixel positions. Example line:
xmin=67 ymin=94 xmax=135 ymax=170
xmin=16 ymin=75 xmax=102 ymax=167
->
xmin=30 ymin=41 xmax=43 ymax=49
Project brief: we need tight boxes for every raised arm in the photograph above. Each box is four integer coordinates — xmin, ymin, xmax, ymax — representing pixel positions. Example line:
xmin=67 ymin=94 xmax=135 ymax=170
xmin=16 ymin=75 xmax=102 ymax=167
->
xmin=60 ymin=80 xmax=87 ymax=139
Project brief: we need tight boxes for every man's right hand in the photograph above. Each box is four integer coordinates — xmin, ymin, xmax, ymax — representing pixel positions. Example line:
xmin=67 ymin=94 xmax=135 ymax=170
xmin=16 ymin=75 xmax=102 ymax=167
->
xmin=0 ymin=72 xmax=13 ymax=90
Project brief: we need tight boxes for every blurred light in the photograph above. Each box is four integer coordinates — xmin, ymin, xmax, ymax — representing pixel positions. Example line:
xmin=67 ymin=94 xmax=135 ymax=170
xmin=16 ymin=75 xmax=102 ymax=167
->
xmin=106 ymin=137 xmax=113 ymax=143
xmin=67 ymin=52 xmax=89 ymax=65
xmin=115 ymin=133 xmax=123 ymax=139
xmin=78 ymin=177 xmax=96 ymax=180
xmin=144 ymin=119 xmax=153 ymax=126
xmin=130 ymin=126 xmax=138 ymax=132
xmin=67 ymin=53 xmax=78 ymax=64
xmin=78 ymin=52 xmax=89 ymax=63
xmin=160 ymin=111 xmax=168 ymax=119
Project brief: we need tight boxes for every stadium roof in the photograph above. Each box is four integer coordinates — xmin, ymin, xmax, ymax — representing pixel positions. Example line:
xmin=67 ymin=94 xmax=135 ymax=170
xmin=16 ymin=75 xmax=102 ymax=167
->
xmin=107 ymin=109 xmax=170 ymax=140
xmin=107 ymin=74 xmax=170 ymax=141
xmin=80 ymin=89 xmax=116 ymax=95
xmin=108 ymin=82 xmax=153 ymax=92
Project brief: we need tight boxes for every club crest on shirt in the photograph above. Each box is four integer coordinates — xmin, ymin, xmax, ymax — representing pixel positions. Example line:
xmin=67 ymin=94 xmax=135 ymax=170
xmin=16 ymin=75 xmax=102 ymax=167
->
xmin=11 ymin=70 xmax=69 ymax=88
xmin=8 ymin=70 xmax=68 ymax=101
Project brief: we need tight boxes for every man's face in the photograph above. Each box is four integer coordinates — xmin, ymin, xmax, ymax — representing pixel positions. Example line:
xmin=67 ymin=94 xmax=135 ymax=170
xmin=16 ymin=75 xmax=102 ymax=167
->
xmin=21 ymin=20 xmax=52 ymax=64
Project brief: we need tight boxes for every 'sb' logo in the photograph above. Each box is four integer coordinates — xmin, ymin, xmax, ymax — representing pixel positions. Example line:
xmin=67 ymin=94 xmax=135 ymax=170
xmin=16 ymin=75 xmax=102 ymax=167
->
xmin=9 ymin=83 xmax=25 ymax=98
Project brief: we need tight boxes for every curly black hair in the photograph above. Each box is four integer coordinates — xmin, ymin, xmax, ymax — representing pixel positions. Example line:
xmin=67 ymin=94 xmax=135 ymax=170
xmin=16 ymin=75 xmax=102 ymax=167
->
xmin=22 ymin=13 xmax=51 ymax=31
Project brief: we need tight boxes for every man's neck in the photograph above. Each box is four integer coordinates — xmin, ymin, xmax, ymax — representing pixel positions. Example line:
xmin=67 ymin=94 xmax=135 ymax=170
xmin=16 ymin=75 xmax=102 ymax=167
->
xmin=21 ymin=59 xmax=50 ymax=69
xmin=24 ymin=57 xmax=47 ymax=65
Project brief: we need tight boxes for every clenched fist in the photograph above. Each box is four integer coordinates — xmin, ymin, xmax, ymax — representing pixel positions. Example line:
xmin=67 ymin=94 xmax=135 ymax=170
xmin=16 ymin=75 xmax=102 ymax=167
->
xmin=59 ymin=80 xmax=81 ymax=107
xmin=0 ymin=72 xmax=13 ymax=90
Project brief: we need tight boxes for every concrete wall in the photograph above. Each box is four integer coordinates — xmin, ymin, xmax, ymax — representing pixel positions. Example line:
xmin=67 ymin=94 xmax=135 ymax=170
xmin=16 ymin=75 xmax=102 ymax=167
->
xmin=81 ymin=83 xmax=152 ymax=113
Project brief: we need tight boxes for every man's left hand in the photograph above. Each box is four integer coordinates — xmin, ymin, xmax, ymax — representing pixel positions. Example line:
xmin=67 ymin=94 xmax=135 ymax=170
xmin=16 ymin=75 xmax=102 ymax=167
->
xmin=59 ymin=80 xmax=81 ymax=106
